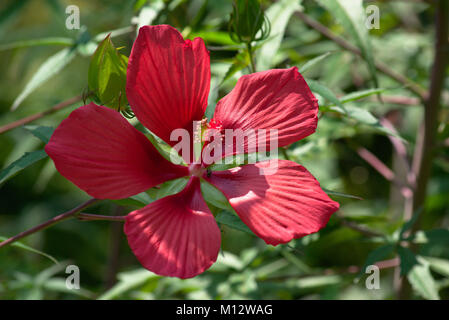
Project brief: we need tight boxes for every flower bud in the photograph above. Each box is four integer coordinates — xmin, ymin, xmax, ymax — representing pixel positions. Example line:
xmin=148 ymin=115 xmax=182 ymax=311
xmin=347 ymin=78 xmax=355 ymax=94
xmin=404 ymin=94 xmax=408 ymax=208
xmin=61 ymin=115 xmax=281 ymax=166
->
xmin=88 ymin=34 xmax=128 ymax=111
xmin=229 ymin=0 xmax=270 ymax=44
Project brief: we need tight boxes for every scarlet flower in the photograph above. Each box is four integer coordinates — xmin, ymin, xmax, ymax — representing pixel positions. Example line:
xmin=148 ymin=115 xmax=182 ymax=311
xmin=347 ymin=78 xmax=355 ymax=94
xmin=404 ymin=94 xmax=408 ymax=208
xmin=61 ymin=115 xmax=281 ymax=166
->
xmin=46 ymin=25 xmax=339 ymax=279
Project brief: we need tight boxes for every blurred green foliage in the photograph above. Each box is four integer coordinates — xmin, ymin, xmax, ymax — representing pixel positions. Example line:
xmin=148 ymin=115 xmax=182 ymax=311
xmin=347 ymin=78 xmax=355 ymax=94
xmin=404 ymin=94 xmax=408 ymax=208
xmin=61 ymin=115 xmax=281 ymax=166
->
xmin=0 ymin=0 xmax=448 ymax=300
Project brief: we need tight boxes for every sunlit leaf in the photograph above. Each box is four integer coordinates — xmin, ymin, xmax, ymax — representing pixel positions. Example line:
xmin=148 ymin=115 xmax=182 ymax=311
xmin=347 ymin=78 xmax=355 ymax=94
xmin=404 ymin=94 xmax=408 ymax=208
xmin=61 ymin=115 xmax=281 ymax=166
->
xmin=98 ymin=269 xmax=158 ymax=300
xmin=11 ymin=47 xmax=77 ymax=111
xmin=298 ymin=52 xmax=332 ymax=74
xmin=256 ymin=0 xmax=301 ymax=71
xmin=408 ymin=257 xmax=440 ymax=300
xmin=318 ymin=0 xmax=378 ymax=88
xmin=88 ymin=35 xmax=128 ymax=111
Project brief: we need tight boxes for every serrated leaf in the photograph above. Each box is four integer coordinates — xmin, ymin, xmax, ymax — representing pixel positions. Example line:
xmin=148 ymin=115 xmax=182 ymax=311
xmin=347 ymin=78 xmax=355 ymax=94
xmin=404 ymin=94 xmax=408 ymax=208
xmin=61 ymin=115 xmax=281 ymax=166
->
xmin=0 ymin=236 xmax=58 ymax=264
xmin=357 ymin=244 xmax=394 ymax=279
xmin=318 ymin=0 xmax=378 ymax=88
xmin=0 ymin=149 xmax=47 ymax=186
xmin=256 ymin=0 xmax=301 ymax=71
xmin=399 ymin=209 xmax=422 ymax=240
xmin=408 ymin=257 xmax=440 ymax=300
xmin=424 ymin=256 xmax=449 ymax=278
xmin=24 ymin=125 xmax=54 ymax=143
xmin=422 ymin=229 xmax=449 ymax=245
xmin=397 ymin=246 xmax=419 ymax=276
xmin=11 ymin=47 xmax=77 ymax=111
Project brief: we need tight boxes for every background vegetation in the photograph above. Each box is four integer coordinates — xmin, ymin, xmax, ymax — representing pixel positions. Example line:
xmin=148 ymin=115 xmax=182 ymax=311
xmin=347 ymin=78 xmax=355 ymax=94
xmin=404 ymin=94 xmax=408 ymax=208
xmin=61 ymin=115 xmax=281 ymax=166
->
xmin=0 ymin=0 xmax=448 ymax=300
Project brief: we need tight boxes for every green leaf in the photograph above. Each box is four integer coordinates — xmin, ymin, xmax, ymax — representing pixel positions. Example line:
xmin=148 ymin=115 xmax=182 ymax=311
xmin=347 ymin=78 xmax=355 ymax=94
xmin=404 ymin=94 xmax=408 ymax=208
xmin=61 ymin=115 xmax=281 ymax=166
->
xmin=229 ymin=0 xmax=268 ymax=43
xmin=408 ymin=229 xmax=449 ymax=245
xmin=215 ymin=210 xmax=255 ymax=236
xmin=201 ymin=181 xmax=232 ymax=210
xmin=0 ymin=150 xmax=47 ymax=186
xmin=298 ymin=52 xmax=332 ymax=74
xmin=326 ymin=103 xmax=404 ymax=140
xmin=397 ymin=246 xmax=419 ymax=276
xmin=256 ymin=0 xmax=301 ymax=71
xmin=0 ymin=37 xmax=75 ymax=51
xmin=0 ymin=236 xmax=58 ymax=264
xmin=338 ymin=88 xmax=388 ymax=104
xmin=408 ymin=257 xmax=440 ymax=300
xmin=145 ymin=132 xmax=186 ymax=166
xmin=399 ymin=209 xmax=422 ymax=240
xmin=189 ymin=31 xmax=235 ymax=45
xmin=11 ymin=47 xmax=77 ymax=111
xmin=43 ymin=278 xmax=93 ymax=298
xmin=318 ymin=0 xmax=378 ymax=88
xmin=88 ymin=34 xmax=128 ymax=111
xmin=221 ymin=50 xmax=250 ymax=84
xmin=357 ymin=244 xmax=394 ymax=279
xmin=295 ymin=274 xmax=343 ymax=289
xmin=306 ymin=79 xmax=344 ymax=109
xmin=98 ymin=269 xmax=157 ymax=300
xmin=424 ymin=256 xmax=449 ymax=278
xmin=322 ymin=188 xmax=363 ymax=200
xmin=23 ymin=125 xmax=54 ymax=143
xmin=151 ymin=178 xmax=189 ymax=200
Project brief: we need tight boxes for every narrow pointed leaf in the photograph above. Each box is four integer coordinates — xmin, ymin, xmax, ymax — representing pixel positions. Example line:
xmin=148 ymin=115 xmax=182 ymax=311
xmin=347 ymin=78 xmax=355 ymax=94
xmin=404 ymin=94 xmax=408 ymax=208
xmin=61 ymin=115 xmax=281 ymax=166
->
xmin=0 ymin=150 xmax=47 ymax=186
xmin=11 ymin=47 xmax=77 ymax=111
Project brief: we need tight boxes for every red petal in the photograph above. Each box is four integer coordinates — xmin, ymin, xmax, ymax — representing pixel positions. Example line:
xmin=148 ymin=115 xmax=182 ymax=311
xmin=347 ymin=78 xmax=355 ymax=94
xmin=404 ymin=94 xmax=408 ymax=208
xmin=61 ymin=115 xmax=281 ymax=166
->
xmin=45 ymin=103 xmax=188 ymax=199
xmin=127 ymin=25 xmax=210 ymax=147
xmin=205 ymin=160 xmax=339 ymax=245
xmin=124 ymin=178 xmax=221 ymax=279
xmin=211 ymin=67 xmax=318 ymax=159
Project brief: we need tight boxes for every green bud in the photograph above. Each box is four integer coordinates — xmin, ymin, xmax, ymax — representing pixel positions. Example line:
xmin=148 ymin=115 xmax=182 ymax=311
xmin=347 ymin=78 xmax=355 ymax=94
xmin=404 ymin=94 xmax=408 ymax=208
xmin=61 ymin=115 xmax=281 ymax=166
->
xmin=88 ymin=34 xmax=128 ymax=111
xmin=229 ymin=0 xmax=270 ymax=44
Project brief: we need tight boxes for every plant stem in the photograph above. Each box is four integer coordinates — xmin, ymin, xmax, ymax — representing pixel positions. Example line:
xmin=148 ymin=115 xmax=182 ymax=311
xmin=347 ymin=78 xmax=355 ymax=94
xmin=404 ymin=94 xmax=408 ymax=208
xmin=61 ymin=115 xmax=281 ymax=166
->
xmin=77 ymin=213 xmax=126 ymax=222
xmin=246 ymin=42 xmax=256 ymax=73
xmin=294 ymin=10 xmax=428 ymax=100
xmin=0 ymin=198 xmax=100 ymax=249
xmin=0 ymin=95 xmax=82 ymax=135
xmin=398 ymin=0 xmax=449 ymax=299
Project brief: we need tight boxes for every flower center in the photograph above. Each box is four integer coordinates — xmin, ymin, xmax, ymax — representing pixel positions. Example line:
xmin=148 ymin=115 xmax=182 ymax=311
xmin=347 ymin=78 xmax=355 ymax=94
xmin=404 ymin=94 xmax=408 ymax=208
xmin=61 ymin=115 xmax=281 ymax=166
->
xmin=188 ymin=163 xmax=206 ymax=178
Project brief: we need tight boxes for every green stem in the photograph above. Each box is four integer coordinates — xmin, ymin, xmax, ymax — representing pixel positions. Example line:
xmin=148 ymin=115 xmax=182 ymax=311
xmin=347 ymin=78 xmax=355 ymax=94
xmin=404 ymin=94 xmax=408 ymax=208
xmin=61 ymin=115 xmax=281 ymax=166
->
xmin=246 ymin=42 xmax=256 ymax=73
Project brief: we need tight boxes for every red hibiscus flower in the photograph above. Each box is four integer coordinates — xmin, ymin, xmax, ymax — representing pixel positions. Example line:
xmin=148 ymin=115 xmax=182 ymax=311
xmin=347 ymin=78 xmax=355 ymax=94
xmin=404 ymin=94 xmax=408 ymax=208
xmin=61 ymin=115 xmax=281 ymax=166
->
xmin=45 ymin=25 xmax=339 ymax=279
